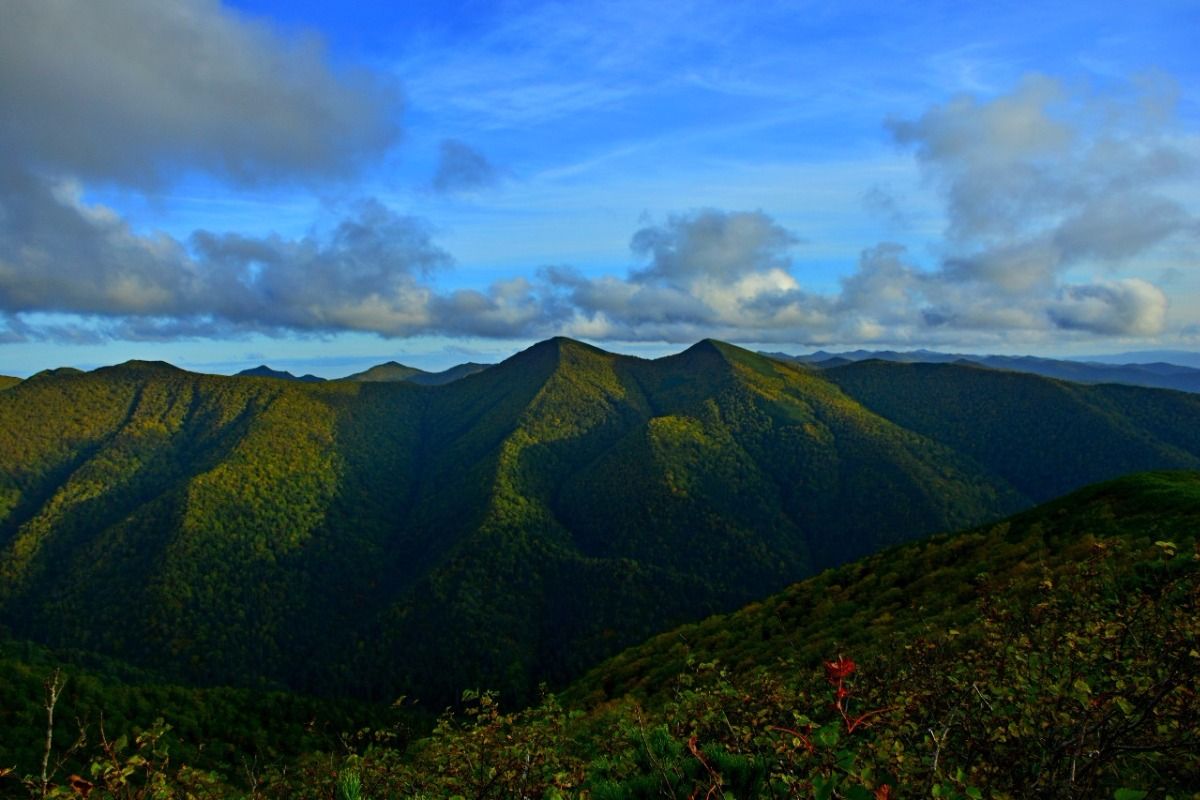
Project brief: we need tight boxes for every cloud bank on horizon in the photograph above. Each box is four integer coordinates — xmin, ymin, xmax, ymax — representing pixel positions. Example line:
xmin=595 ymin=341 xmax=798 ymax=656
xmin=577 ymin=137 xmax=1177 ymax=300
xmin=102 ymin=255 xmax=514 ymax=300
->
xmin=0 ymin=0 xmax=1197 ymax=362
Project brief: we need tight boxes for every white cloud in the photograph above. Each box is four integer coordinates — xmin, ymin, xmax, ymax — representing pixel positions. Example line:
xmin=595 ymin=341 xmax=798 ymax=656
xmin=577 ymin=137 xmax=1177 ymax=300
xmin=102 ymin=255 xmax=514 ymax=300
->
xmin=0 ymin=0 xmax=401 ymax=187
xmin=1049 ymin=279 xmax=1168 ymax=336
xmin=1 ymin=69 xmax=1195 ymax=348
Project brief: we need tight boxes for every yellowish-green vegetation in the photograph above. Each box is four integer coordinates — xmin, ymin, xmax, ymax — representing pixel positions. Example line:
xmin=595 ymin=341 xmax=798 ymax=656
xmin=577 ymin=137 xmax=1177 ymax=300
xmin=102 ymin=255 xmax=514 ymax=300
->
xmin=2 ymin=472 xmax=1195 ymax=798
xmin=2 ymin=339 xmax=1200 ymax=711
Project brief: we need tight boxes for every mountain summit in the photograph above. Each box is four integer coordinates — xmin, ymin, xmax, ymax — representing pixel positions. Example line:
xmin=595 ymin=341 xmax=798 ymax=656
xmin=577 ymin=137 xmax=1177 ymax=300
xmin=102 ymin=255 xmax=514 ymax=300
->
xmin=2 ymin=339 xmax=1199 ymax=704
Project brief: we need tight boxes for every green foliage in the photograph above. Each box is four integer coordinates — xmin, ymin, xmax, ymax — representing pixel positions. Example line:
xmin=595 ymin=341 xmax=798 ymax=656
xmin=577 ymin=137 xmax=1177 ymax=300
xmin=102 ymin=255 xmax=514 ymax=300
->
xmin=825 ymin=360 xmax=1200 ymax=505
xmin=4 ymin=343 xmax=1200 ymax=712
xmin=339 ymin=361 xmax=426 ymax=383
xmin=1 ymin=471 xmax=1197 ymax=798
xmin=0 ymin=638 xmax=408 ymax=788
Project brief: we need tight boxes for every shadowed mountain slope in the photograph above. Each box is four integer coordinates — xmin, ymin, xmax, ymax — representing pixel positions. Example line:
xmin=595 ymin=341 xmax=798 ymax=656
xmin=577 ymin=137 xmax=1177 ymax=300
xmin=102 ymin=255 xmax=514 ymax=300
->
xmin=567 ymin=469 xmax=1200 ymax=707
xmin=823 ymin=360 xmax=1200 ymax=505
xmin=1 ymin=341 xmax=1199 ymax=705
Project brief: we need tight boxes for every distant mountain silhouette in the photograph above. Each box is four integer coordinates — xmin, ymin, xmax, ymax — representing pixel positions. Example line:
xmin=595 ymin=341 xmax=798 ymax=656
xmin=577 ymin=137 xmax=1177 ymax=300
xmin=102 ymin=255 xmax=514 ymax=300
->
xmin=766 ymin=348 xmax=1200 ymax=393
xmin=235 ymin=364 xmax=326 ymax=382
xmin=341 ymin=360 xmax=490 ymax=385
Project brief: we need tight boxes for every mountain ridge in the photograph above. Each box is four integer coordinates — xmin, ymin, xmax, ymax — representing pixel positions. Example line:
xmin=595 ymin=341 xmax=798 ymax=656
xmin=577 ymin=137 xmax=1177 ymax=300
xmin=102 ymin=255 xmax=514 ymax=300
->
xmin=567 ymin=469 xmax=1200 ymax=707
xmin=2 ymin=338 xmax=1200 ymax=705
xmin=235 ymin=364 xmax=326 ymax=382
xmin=769 ymin=347 xmax=1200 ymax=393
xmin=339 ymin=360 xmax=491 ymax=384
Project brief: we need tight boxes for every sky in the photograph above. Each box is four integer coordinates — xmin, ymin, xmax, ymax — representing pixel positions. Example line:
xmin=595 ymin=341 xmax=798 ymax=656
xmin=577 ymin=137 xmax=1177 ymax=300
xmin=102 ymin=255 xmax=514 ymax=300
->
xmin=1 ymin=0 xmax=1198 ymax=376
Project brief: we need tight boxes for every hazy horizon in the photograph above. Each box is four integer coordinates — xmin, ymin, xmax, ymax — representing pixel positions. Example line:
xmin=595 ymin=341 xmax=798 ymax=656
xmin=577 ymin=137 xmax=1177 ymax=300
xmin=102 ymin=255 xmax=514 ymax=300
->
xmin=8 ymin=337 xmax=1200 ymax=381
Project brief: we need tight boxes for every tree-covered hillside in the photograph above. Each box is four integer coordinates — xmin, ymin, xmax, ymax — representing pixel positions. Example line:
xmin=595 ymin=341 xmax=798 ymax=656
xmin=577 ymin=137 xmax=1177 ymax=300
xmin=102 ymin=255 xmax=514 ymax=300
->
xmin=824 ymin=360 xmax=1200 ymax=504
xmin=2 ymin=340 xmax=1200 ymax=708
xmin=4 ymin=472 xmax=1195 ymax=798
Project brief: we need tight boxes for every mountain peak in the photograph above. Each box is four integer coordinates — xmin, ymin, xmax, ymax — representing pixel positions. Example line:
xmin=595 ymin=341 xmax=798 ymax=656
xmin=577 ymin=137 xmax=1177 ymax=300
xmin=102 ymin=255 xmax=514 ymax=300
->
xmin=676 ymin=338 xmax=768 ymax=369
xmin=235 ymin=365 xmax=324 ymax=382
xmin=100 ymin=359 xmax=185 ymax=375
xmin=509 ymin=336 xmax=609 ymax=365
xmin=685 ymin=338 xmax=730 ymax=356
xmin=341 ymin=361 xmax=424 ymax=382
xmin=544 ymin=335 xmax=602 ymax=353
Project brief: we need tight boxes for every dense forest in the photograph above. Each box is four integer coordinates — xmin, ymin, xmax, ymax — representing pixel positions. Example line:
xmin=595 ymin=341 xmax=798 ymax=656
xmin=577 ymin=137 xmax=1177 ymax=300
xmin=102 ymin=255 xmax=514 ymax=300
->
xmin=2 ymin=471 xmax=1196 ymax=797
xmin=3 ymin=339 xmax=1200 ymax=709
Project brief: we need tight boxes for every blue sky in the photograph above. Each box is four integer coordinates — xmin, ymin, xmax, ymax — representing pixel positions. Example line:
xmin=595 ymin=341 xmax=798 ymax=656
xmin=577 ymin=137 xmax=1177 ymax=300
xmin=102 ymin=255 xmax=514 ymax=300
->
xmin=1 ymin=0 xmax=1197 ymax=376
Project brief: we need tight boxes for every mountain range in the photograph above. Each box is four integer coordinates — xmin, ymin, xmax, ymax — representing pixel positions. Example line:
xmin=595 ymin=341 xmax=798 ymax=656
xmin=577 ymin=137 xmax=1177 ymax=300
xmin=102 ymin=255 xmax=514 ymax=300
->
xmin=235 ymin=364 xmax=327 ymax=382
xmin=3 ymin=338 xmax=1200 ymax=708
xmin=232 ymin=360 xmax=492 ymax=385
xmin=768 ymin=348 xmax=1200 ymax=393
xmin=340 ymin=360 xmax=491 ymax=385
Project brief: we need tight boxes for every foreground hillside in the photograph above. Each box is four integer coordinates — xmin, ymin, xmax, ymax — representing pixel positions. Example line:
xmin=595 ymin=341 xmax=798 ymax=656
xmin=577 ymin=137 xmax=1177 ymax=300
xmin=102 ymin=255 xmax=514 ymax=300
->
xmin=2 ymin=339 xmax=1200 ymax=706
xmin=415 ymin=471 xmax=1200 ymax=798
xmin=4 ymin=472 xmax=1196 ymax=798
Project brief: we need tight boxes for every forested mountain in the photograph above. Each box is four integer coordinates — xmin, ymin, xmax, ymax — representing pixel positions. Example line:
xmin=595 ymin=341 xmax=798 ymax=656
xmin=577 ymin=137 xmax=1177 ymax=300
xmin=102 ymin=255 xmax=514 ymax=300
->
xmin=0 ymin=375 xmax=20 ymax=391
xmin=569 ymin=468 xmax=1200 ymax=706
xmin=339 ymin=360 xmax=424 ymax=382
xmin=2 ymin=339 xmax=1200 ymax=708
xmin=4 ymin=472 xmax=1194 ymax=798
xmin=770 ymin=348 xmax=1200 ymax=392
xmin=234 ymin=365 xmax=326 ymax=382
xmin=823 ymin=360 xmax=1200 ymax=505
xmin=341 ymin=360 xmax=490 ymax=384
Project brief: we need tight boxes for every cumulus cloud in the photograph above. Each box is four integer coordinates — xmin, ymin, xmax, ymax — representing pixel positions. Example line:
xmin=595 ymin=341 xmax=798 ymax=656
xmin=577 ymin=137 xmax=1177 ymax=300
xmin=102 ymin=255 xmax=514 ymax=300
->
xmin=629 ymin=210 xmax=798 ymax=282
xmin=538 ymin=210 xmax=830 ymax=342
xmin=883 ymin=73 xmax=1197 ymax=332
xmin=1049 ymin=279 xmax=1168 ymax=336
xmin=540 ymin=76 xmax=1195 ymax=345
xmin=0 ymin=166 xmax=587 ymax=342
xmin=0 ymin=0 xmax=401 ymax=186
xmin=431 ymin=139 xmax=500 ymax=194
xmin=830 ymin=74 xmax=1196 ymax=343
xmin=0 ymin=167 xmax=450 ymax=337
xmin=0 ymin=0 xmax=464 ymax=343
xmin=1 ymin=57 xmax=1195 ymax=347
